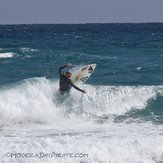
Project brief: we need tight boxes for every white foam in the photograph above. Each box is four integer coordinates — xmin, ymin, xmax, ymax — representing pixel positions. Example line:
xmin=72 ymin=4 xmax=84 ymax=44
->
xmin=0 ymin=78 xmax=62 ymax=128
xmin=0 ymin=52 xmax=14 ymax=59
xmin=136 ymin=66 xmax=142 ymax=70
xmin=1 ymin=122 xmax=163 ymax=163
xmin=75 ymin=85 xmax=162 ymax=116
xmin=74 ymin=35 xmax=83 ymax=38
xmin=0 ymin=78 xmax=163 ymax=162
xmin=0 ymin=78 xmax=162 ymax=128
xmin=20 ymin=47 xmax=39 ymax=53
xmin=0 ymin=78 xmax=163 ymax=124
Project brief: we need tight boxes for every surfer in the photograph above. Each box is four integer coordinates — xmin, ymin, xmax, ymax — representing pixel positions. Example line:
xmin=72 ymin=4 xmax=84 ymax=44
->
xmin=59 ymin=63 xmax=86 ymax=95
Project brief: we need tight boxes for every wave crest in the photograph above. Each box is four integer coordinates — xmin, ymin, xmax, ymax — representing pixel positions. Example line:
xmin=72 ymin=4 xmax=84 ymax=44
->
xmin=0 ymin=52 xmax=14 ymax=59
xmin=0 ymin=77 xmax=162 ymax=127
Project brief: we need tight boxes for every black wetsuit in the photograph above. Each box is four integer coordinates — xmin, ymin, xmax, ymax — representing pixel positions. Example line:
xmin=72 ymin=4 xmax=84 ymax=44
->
xmin=59 ymin=65 xmax=83 ymax=94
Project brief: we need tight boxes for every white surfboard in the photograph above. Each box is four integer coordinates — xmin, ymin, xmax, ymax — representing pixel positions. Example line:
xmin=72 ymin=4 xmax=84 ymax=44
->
xmin=70 ymin=64 xmax=96 ymax=83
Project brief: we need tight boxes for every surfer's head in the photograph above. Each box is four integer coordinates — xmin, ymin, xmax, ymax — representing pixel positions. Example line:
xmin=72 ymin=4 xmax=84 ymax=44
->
xmin=66 ymin=71 xmax=72 ymax=78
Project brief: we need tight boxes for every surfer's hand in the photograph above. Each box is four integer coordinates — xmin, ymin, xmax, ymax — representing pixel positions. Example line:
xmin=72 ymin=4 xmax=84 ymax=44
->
xmin=82 ymin=90 xmax=86 ymax=94
xmin=66 ymin=63 xmax=73 ymax=67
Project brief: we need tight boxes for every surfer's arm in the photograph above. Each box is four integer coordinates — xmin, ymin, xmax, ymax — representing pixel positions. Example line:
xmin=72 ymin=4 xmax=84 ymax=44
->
xmin=59 ymin=65 xmax=67 ymax=75
xmin=59 ymin=63 xmax=73 ymax=75
xmin=69 ymin=80 xmax=86 ymax=93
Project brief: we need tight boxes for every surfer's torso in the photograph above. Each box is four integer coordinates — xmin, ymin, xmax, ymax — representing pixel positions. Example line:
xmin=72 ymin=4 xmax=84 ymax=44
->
xmin=59 ymin=74 xmax=72 ymax=93
xmin=59 ymin=64 xmax=85 ymax=95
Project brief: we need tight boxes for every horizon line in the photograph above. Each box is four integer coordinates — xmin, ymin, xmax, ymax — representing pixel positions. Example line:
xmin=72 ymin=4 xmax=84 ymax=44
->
xmin=0 ymin=22 xmax=163 ymax=26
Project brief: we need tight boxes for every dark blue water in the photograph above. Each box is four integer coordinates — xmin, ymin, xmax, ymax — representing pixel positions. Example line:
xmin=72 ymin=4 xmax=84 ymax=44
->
xmin=0 ymin=23 xmax=163 ymax=85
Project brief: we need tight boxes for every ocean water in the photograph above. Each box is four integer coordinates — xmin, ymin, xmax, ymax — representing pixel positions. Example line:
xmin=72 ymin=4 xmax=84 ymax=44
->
xmin=0 ymin=23 xmax=163 ymax=163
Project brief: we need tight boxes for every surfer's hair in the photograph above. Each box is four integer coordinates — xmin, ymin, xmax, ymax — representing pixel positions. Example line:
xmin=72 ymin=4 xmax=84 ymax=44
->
xmin=66 ymin=71 xmax=71 ymax=78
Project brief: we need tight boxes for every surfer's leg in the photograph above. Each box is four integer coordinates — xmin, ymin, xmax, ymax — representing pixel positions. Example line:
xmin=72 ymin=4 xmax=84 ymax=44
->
xmin=60 ymin=90 xmax=71 ymax=95
xmin=60 ymin=91 xmax=65 ymax=95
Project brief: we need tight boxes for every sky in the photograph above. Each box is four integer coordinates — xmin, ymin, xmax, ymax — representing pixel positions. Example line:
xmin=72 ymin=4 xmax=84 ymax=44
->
xmin=0 ymin=0 xmax=163 ymax=24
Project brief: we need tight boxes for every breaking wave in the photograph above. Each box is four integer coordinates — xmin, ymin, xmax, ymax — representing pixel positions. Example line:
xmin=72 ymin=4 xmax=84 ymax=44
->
xmin=0 ymin=77 xmax=162 ymax=128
